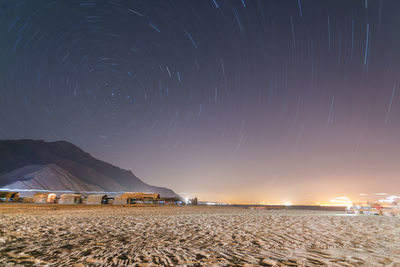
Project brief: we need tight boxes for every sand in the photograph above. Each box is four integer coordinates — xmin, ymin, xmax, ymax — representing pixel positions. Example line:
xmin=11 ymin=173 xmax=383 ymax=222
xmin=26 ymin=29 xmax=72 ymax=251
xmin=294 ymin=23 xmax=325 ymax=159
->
xmin=0 ymin=204 xmax=399 ymax=266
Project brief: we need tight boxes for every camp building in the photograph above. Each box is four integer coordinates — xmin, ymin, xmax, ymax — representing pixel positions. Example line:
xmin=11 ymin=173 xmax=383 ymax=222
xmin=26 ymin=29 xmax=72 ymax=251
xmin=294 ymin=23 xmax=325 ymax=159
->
xmin=0 ymin=191 xmax=19 ymax=202
xmin=86 ymin=194 xmax=113 ymax=205
xmin=58 ymin=194 xmax=82 ymax=204
xmin=113 ymin=192 xmax=160 ymax=205
xmin=33 ymin=193 xmax=57 ymax=204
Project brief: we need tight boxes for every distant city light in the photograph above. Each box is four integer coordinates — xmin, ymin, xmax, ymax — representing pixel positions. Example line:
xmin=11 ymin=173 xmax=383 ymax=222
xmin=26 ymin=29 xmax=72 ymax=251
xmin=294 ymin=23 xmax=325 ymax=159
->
xmin=329 ymin=196 xmax=352 ymax=207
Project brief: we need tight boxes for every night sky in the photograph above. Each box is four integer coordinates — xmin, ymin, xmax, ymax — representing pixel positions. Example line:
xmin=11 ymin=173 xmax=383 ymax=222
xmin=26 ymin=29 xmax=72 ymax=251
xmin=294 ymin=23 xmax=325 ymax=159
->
xmin=1 ymin=0 xmax=400 ymax=204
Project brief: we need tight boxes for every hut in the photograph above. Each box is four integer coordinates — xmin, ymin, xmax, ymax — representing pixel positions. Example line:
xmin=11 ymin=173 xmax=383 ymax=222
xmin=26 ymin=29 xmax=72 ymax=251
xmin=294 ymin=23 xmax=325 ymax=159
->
xmin=33 ymin=193 xmax=57 ymax=204
xmin=159 ymin=197 xmax=182 ymax=205
xmin=0 ymin=192 xmax=19 ymax=202
xmin=113 ymin=192 xmax=160 ymax=205
xmin=86 ymin=194 xmax=111 ymax=205
xmin=58 ymin=194 xmax=82 ymax=204
xmin=22 ymin=197 xmax=33 ymax=203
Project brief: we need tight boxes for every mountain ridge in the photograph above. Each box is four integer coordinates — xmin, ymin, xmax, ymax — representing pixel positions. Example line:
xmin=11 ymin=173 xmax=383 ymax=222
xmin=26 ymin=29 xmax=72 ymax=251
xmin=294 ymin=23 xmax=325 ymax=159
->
xmin=0 ymin=139 xmax=179 ymax=198
xmin=0 ymin=164 xmax=104 ymax=196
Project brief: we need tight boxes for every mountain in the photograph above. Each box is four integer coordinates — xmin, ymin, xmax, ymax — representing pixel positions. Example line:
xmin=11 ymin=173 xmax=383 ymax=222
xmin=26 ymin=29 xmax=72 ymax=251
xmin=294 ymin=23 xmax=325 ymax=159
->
xmin=0 ymin=164 xmax=104 ymax=197
xmin=0 ymin=139 xmax=179 ymax=198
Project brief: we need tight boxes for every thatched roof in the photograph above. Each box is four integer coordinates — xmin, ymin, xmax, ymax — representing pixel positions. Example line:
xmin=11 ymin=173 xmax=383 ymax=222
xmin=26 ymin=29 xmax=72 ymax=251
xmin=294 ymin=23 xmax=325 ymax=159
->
xmin=87 ymin=194 xmax=107 ymax=198
xmin=60 ymin=193 xmax=81 ymax=198
xmin=160 ymin=197 xmax=181 ymax=201
xmin=117 ymin=192 xmax=160 ymax=199
xmin=33 ymin=192 xmax=54 ymax=197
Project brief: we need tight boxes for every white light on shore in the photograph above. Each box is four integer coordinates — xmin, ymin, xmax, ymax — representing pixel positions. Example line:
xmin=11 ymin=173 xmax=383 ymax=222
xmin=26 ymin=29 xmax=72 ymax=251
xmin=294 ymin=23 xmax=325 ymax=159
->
xmin=330 ymin=196 xmax=352 ymax=206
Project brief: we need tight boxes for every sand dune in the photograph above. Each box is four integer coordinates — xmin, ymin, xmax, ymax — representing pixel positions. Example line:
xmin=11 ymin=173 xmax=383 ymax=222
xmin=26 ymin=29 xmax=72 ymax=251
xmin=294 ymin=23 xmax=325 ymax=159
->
xmin=1 ymin=205 xmax=399 ymax=266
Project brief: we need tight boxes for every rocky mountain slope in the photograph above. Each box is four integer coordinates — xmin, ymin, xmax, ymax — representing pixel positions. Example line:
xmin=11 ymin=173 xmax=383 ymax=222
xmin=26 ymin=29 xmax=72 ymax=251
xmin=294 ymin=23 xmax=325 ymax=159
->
xmin=0 ymin=139 xmax=179 ymax=198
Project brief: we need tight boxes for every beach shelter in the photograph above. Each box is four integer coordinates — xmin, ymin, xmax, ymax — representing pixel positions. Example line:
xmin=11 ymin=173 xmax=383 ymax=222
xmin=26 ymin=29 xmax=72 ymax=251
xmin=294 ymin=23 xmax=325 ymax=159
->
xmin=0 ymin=191 xmax=19 ymax=202
xmin=113 ymin=192 xmax=160 ymax=205
xmin=86 ymin=194 xmax=109 ymax=205
xmin=33 ymin=193 xmax=57 ymax=204
xmin=159 ymin=197 xmax=182 ymax=205
xmin=58 ymin=194 xmax=82 ymax=204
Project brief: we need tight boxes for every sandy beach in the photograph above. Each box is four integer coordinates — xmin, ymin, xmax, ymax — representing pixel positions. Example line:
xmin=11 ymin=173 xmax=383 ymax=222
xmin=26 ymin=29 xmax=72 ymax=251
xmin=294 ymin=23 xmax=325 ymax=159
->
xmin=0 ymin=205 xmax=399 ymax=266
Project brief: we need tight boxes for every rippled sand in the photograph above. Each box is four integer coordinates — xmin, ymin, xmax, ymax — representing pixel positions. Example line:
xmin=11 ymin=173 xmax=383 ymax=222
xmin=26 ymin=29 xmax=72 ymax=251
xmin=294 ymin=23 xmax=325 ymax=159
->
xmin=1 ymin=204 xmax=399 ymax=266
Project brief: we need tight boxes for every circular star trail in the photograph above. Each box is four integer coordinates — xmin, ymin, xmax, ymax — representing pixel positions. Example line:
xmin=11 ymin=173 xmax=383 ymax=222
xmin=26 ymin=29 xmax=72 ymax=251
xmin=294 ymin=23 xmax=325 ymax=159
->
xmin=1 ymin=0 xmax=400 ymax=204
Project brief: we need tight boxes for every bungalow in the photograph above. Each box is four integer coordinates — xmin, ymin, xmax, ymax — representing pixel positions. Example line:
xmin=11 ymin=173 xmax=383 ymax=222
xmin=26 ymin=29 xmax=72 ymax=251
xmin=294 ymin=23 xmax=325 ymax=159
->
xmin=58 ymin=194 xmax=82 ymax=204
xmin=113 ymin=192 xmax=160 ymax=205
xmin=86 ymin=194 xmax=112 ymax=205
xmin=159 ymin=197 xmax=183 ymax=205
xmin=33 ymin=193 xmax=57 ymax=204
xmin=0 ymin=191 xmax=19 ymax=202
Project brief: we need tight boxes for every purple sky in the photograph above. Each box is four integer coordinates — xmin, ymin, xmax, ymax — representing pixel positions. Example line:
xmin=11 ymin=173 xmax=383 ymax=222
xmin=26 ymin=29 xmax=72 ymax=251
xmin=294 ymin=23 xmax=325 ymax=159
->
xmin=1 ymin=0 xmax=400 ymax=204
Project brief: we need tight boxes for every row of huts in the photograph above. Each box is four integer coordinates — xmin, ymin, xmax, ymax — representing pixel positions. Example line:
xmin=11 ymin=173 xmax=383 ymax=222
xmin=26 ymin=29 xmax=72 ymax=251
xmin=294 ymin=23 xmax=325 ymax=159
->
xmin=0 ymin=191 xmax=183 ymax=205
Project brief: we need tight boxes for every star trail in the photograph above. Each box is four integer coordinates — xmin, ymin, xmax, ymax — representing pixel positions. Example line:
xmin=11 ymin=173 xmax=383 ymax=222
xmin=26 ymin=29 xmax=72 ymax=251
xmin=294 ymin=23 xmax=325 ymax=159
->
xmin=1 ymin=0 xmax=400 ymax=204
